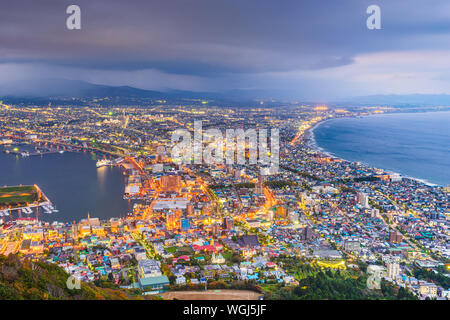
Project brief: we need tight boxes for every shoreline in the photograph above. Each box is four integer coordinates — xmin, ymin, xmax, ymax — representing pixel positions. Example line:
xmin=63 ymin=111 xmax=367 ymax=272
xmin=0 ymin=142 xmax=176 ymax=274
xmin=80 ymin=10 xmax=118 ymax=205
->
xmin=306 ymin=114 xmax=442 ymax=187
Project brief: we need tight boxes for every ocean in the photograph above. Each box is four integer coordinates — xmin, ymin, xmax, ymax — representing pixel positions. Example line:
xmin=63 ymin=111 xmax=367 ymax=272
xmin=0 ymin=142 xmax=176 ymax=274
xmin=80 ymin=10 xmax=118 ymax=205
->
xmin=0 ymin=149 xmax=131 ymax=222
xmin=313 ymin=111 xmax=450 ymax=186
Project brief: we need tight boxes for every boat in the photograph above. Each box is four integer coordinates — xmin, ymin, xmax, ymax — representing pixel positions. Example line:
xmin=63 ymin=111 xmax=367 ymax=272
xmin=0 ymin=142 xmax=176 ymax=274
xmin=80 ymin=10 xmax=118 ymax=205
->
xmin=42 ymin=205 xmax=53 ymax=214
xmin=96 ymin=159 xmax=113 ymax=168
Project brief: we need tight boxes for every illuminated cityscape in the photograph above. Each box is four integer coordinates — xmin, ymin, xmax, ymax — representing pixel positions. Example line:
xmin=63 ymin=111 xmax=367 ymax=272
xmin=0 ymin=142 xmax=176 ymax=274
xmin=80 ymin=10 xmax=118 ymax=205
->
xmin=0 ymin=0 xmax=449 ymax=305
xmin=0 ymin=102 xmax=448 ymax=300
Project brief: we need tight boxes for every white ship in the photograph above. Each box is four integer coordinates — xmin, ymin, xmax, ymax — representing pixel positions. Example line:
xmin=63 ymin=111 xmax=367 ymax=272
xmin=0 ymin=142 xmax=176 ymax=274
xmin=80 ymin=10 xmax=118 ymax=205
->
xmin=96 ymin=159 xmax=113 ymax=168
xmin=42 ymin=205 xmax=53 ymax=214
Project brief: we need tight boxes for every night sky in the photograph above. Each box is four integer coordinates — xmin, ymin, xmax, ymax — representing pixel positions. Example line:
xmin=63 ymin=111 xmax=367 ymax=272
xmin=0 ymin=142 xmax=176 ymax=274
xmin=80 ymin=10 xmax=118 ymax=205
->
xmin=1 ymin=0 xmax=450 ymax=99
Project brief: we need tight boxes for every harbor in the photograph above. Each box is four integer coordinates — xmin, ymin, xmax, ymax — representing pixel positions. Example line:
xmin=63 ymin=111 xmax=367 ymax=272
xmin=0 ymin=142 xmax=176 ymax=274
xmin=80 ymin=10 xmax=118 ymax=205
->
xmin=0 ymin=148 xmax=130 ymax=223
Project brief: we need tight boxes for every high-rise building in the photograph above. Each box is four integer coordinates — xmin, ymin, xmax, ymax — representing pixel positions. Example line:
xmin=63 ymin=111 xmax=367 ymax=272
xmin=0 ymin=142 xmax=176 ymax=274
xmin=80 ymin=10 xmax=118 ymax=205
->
xmin=389 ymin=230 xmax=403 ymax=243
xmin=357 ymin=192 xmax=369 ymax=208
xmin=166 ymin=211 xmax=177 ymax=229
xmin=255 ymin=175 xmax=265 ymax=195
xmin=369 ymin=208 xmax=380 ymax=218
xmin=303 ymin=226 xmax=313 ymax=240
xmin=211 ymin=223 xmax=221 ymax=236
xmin=387 ymin=258 xmax=400 ymax=279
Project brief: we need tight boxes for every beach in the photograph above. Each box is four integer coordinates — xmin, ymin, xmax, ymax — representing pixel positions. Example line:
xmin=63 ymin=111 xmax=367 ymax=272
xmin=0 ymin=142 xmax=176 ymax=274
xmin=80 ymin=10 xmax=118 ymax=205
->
xmin=310 ymin=111 xmax=450 ymax=186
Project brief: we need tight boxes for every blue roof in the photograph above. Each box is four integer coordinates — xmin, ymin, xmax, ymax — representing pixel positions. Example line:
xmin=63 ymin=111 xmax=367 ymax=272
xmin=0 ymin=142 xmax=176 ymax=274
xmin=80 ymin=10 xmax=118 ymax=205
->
xmin=139 ymin=275 xmax=170 ymax=286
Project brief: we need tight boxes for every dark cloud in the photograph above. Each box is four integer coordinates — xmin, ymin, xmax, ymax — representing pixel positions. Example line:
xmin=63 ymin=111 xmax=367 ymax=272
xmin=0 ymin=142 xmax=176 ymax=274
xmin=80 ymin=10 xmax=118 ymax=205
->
xmin=1 ymin=0 xmax=450 ymax=97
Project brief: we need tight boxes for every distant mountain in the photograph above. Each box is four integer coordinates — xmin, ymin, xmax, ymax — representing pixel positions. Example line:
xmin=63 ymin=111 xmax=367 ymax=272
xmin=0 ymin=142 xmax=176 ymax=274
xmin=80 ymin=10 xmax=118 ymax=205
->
xmin=337 ymin=94 xmax=450 ymax=106
xmin=4 ymin=79 xmax=449 ymax=107
xmin=0 ymin=79 xmax=169 ymax=99
xmin=0 ymin=79 xmax=297 ymax=102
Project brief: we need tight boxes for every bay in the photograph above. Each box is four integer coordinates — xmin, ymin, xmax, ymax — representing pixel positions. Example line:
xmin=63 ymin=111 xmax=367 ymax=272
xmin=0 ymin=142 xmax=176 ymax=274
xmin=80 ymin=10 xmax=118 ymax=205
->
xmin=313 ymin=111 xmax=450 ymax=186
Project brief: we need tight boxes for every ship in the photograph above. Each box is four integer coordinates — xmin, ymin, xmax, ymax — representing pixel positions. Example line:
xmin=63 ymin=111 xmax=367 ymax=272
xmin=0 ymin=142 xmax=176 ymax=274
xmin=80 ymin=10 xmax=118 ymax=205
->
xmin=51 ymin=204 xmax=59 ymax=213
xmin=96 ymin=159 xmax=113 ymax=168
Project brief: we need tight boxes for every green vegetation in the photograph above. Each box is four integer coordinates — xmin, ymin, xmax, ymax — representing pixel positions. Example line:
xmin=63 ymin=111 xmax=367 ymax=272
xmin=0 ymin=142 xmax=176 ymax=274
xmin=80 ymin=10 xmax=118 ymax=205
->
xmin=413 ymin=266 xmax=450 ymax=289
xmin=280 ymin=165 xmax=323 ymax=181
xmin=0 ymin=185 xmax=41 ymax=209
xmin=265 ymin=272 xmax=416 ymax=300
xmin=263 ymin=256 xmax=417 ymax=300
xmin=335 ymin=176 xmax=380 ymax=183
xmin=165 ymin=246 xmax=177 ymax=254
xmin=264 ymin=180 xmax=296 ymax=189
xmin=209 ymin=184 xmax=229 ymax=189
xmin=0 ymin=254 xmax=147 ymax=300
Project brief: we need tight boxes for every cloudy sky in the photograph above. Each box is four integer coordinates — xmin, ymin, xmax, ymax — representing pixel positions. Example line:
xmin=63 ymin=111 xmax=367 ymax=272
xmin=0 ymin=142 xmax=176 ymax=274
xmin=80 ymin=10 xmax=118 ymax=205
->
xmin=1 ymin=0 xmax=450 ymax=100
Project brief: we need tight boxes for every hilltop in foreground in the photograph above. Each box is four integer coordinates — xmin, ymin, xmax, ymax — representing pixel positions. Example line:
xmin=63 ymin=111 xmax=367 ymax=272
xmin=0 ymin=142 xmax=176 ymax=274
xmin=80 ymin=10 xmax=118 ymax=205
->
xmin=0 ymin=254 xmax=147 ymax=300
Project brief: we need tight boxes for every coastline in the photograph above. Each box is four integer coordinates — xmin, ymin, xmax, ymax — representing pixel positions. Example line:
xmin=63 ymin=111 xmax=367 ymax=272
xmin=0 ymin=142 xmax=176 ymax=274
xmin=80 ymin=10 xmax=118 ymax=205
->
xmin=306 ymin=114 xmax=441 ymax=187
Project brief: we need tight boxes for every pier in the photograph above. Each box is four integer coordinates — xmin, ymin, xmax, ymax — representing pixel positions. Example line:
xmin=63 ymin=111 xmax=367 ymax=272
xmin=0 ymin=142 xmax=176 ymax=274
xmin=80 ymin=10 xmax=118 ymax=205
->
xmin=0 ymin=184 xmax=57 ymax=222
